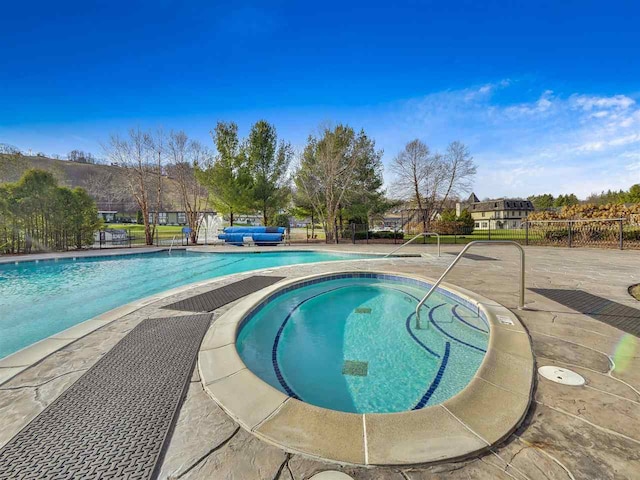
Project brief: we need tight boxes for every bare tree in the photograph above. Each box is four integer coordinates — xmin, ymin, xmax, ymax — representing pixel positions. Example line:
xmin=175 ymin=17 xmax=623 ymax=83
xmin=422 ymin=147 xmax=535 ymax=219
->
xmin=391 ymin=140 xmax=476 ymax=230
xmin=67 ymin=150 xmax=96 ymax=164
xmin=295 ymin=125 xmax=380 ymax=243
xmin=104 ymin=129 xmax=165 ymax=245
xmin=390 ymin=140 xmax=431 ymax=231
xmin=436 ymin=141 xmax=476 ymax=214
xmin=145 ymin=129 xmax=166 ymax=241
xmin=82 ymin=170 xmax=129 ymax=211
xmin=167 ymin=131 xmax=211 ymax=243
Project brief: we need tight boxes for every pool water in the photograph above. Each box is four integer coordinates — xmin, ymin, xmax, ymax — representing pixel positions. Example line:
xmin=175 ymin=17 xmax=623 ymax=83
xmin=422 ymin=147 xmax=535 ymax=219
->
xmin=0 ymin=250 xmax=372 ymax=359
xmin=237 ymin=275 xmax=489 ymax=413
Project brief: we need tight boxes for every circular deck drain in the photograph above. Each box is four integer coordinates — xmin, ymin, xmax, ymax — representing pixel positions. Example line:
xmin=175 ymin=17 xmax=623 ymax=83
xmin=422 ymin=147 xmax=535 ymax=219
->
xmin=538 ymin=366 xmax=585 ymax=386
xmin=310 ymin=472 xmax=354 ymax=480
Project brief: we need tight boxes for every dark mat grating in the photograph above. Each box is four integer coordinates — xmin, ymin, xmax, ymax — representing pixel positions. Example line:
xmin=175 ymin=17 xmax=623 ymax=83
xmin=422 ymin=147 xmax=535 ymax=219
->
xmin=529 ymin=288 xmax=640 ymax=336
xmin=0 ymin=314 xmax=212 ymax=480
xmin=162 ymin=275 xmax=285 ymax=312
xmin=445 ymin=252 xmax=497 ymax=261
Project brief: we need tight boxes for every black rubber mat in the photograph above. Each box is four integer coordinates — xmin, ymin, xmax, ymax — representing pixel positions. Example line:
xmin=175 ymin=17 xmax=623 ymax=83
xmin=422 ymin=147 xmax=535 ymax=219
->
xmin=445 ymin=252 xmax=497 ymax=261
xmin=0 ymin=314 xmax=212 ymax=480
xmin=162 ymin=275 xmax=285 ymax=312
xmin=530 ymin=289 xmax=640 ymax=336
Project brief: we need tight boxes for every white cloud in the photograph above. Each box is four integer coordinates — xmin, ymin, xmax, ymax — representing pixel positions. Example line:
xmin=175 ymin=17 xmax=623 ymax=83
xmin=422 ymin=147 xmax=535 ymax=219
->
xmin=376 ymin=82 xmax=640 ymax=198
xmin=503 ymin=90 xmax=555 ymax=117
xmin=608 ymin=133 xmax=640 ymax=147
xmin=570 ymin=94 xmax=635 ymax=111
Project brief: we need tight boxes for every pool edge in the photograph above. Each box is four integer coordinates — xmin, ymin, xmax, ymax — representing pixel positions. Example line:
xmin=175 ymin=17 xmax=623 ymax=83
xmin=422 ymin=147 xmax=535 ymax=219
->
xmin=0 ymin=254 xmax=392 ymax=385
xmin=199 ymin=270 xmax=535 ymax=466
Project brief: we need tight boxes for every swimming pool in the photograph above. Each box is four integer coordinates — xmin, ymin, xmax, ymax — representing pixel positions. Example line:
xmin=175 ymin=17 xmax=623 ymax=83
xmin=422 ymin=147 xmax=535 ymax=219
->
xmin=236 ymin=272 xmax=489 ymax=413
xmin=0 ymin=250 xmax=373 ymax=359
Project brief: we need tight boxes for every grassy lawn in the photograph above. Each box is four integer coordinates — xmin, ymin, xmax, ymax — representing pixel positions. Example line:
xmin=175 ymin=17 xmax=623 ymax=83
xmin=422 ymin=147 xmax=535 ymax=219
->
xmin=105 ymin=224 xmax=185 ymax=234
xmin=404 ymin=229 xmax=544 ymax=244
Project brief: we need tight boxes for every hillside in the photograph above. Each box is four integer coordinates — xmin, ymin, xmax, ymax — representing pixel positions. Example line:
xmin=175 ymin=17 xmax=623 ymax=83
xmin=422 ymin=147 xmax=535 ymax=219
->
xmin=0 ymin=154 xmax=184 ymax=215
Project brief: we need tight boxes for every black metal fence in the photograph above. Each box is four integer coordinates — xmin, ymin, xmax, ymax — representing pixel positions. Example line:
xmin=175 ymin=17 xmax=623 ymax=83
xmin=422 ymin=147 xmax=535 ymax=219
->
xmin=92 ymin=220 xmax=637 ymax=249
xmin=331 ymin=218 xmax=640 ymax=250
xmin=476 ymin=218 xmax=639 ymax=250
xmin=95 ymin=228 xmax=192 ymax=249
xmin=338 ymin=224 xmax=405 ymax=244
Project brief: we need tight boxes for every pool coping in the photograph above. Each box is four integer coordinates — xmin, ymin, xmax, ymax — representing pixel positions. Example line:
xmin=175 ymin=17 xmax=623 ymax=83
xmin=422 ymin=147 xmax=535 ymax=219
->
xmin=198 ymin=270 xmax=534 ymax=466
xmin=0 ymin=253 xmax=403 ymax=386
xmin=0 ymin=245 xmax=420 ymax=266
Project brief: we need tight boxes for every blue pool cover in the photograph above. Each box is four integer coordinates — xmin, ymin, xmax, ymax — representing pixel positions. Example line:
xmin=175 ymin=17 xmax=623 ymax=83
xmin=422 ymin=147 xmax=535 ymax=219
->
xmin=218 ymin=226 xmax=285 ymax=245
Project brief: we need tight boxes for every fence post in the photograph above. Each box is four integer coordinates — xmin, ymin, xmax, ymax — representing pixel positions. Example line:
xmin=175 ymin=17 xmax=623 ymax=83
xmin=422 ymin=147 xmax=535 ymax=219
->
xmin=619 ymin=219 xmax=624 ymax=250
xmin=366 ymin=224 xmax=369 ymax=244
xmin=488 ymin=220 xmax=491 ymax=241
xmin=128 ymin=228 xmax=132 ymax=248
xmin=525 ymin=220 xmax=529 ymax=246
xmin=568 ymin=221 xmax=572 ymax=248
xmin=351 ymin=224 xmax=356 ymax=244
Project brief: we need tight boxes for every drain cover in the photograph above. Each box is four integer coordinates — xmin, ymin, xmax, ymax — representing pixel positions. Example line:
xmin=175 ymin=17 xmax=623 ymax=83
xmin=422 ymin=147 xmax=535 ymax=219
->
xmin=538 ymin=366 xmax=585 ymax=386
xmin=310 ymin=472 xmax=354 ymax=480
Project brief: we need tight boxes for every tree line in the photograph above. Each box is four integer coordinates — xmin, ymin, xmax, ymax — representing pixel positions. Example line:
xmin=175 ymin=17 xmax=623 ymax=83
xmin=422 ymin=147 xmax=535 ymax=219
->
xmin=103 ymin=121 xmax=394 ymax=245
xmin=1 ymin=122 xmax=477 ymax=249
xmin=0 ymin=169 xmax=101 ymax=254
xmin=528 ymin=185 xmax=640 ymax=210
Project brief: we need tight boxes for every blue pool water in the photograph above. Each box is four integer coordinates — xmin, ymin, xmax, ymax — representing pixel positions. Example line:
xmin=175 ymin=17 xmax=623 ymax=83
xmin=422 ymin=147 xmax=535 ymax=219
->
xmin=0 ymin=250 xmax=372 ymax=359
xmin=237 ymin=274 xmax=489 ymax=413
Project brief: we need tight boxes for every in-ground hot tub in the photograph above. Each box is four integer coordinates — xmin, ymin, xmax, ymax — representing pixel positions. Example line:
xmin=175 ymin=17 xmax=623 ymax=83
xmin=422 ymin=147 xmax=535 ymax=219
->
xmin=199 ymin=271 xmax=534 ymax=465
xmin=237 ymin=273 xmax=489 ymax=413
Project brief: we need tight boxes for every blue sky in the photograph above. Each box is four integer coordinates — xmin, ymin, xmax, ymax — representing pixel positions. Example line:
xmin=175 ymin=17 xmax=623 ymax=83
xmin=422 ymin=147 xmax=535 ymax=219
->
xmin=1 ymin=1 xmax=639 ymax=198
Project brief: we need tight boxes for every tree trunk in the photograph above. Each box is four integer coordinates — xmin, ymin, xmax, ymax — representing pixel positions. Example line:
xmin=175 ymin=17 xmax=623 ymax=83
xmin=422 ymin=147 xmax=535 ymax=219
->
xmin=311 ymin=212 xmax=315 ymax=239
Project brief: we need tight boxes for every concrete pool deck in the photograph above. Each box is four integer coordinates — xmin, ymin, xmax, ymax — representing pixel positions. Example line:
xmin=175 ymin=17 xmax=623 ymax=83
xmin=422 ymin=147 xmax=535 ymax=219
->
xmin=0 ymin=244 xmax=639 ymax=478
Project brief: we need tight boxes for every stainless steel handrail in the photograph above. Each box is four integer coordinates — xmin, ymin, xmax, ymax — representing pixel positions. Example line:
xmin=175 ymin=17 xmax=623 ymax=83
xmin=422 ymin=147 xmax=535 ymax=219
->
xmin=384 ymin=232 xmax=440 ymax=258
xmin=415 ymin=240 xmax=525 ymax=329
xmin=168 ymin=235 xmax=177 ymax=254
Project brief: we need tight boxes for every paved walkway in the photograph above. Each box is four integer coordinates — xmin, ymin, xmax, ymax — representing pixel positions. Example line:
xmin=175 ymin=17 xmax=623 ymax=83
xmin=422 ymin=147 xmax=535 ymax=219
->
xmin=1 ymin=244 xmax=639 ymax=479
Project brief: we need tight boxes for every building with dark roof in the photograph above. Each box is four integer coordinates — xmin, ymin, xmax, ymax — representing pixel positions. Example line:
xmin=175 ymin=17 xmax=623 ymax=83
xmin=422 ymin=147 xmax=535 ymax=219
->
xmin=456 ymin=193 xmax=534 ymax=230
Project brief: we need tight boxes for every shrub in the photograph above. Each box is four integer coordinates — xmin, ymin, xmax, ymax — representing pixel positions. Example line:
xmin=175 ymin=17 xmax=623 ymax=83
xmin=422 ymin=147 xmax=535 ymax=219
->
xmin=342 ymin=228 xmax=404 ymax=240
xmin=544 ymin=228 xmax=569 ymax=241
xmin=272 ymin=214 xmax=290 ymax=229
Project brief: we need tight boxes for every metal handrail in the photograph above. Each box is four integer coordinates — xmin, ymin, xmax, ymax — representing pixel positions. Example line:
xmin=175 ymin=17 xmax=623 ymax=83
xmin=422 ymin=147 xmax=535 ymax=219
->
xmin=168 ymin=235 xmax=177 ymax=254
xmin=384 ymin=232 xmax=441 ymax=258
xmin=415 ymin=240 xmax=525 ymax=329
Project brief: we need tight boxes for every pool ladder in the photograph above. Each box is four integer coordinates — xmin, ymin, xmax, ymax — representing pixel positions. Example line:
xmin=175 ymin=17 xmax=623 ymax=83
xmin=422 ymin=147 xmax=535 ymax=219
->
xmin=415 ymin=241 xmax=526 ymax=329
xmin=168 ymin=235 xmax=177 ymax=254
xmin=384 ymin=232 xmax=441 ymax=258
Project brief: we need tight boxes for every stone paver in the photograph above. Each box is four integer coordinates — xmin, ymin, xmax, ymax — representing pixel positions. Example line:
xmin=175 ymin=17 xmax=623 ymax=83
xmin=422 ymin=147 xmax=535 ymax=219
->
xmin=0 ymin=244 xmax=639 ymax=478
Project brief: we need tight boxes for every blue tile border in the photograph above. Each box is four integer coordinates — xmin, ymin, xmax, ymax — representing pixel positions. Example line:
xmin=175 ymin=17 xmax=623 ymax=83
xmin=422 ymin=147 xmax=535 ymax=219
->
xmin=240 ymin=271 xmax=490 ymax=336
xmin=270 ymin=285 xmax=351 ymax=400
xmin=413 ymin=342 xmax=451 ymax=410
xmin=451 ymin=305 xmax=489 ymax=334
xmin=428 ymin=304 xmax=487 ymax=354
xmin=405 ymin=312 xmax=441 ymax=359
xmin=239 ymin=271 xmax=491 ymax=407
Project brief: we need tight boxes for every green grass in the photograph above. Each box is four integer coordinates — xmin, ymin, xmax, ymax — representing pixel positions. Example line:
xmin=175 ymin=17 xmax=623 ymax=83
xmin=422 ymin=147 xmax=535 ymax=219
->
xmin=404 ymin=229 xmax=542 ymax=244
xmin=105 ymin=224 xmax=185 ymax=234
